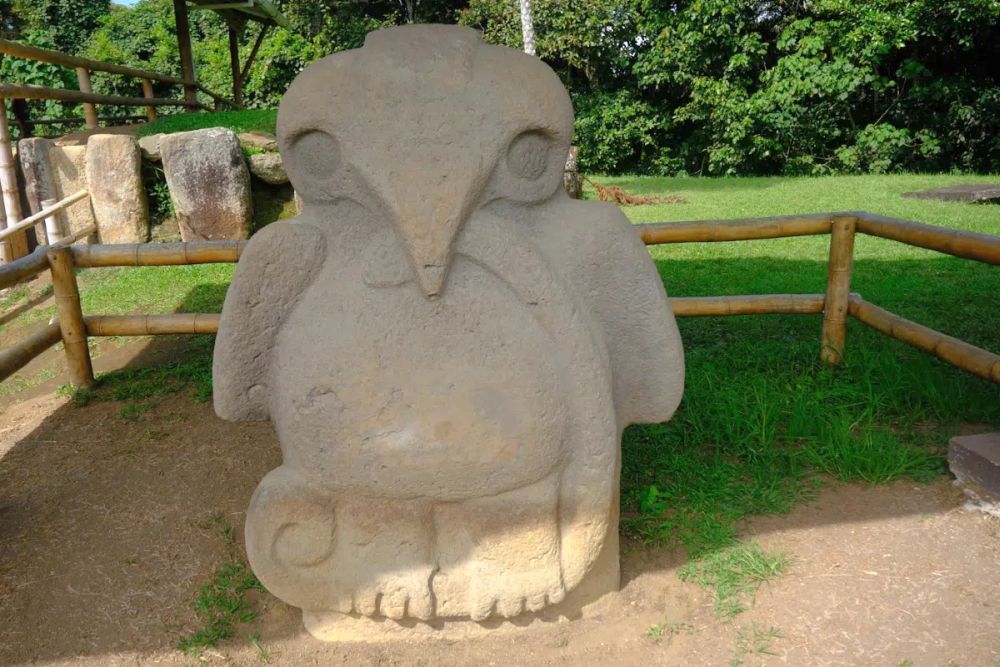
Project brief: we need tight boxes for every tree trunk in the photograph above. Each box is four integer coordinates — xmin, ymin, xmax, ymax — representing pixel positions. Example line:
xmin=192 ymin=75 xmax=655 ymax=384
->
xmin=519 ymin=0 xmax=536 ymax=56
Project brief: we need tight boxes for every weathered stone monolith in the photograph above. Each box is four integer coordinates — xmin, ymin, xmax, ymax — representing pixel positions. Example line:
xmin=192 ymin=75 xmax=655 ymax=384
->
xmin=213 ymin=24 xmax=685 ymax=641
xmin=160 ymin=128 xmax=252 ymax=240
xmin=48 ymin=145 xmax=99 ymax=240
xmin=85 ymin=135 xmax=150 ymax=244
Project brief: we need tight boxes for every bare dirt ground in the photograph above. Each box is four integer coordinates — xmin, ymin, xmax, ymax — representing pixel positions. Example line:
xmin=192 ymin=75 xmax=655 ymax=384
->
xmin=0 ymin=340 xmax=998 ymax=666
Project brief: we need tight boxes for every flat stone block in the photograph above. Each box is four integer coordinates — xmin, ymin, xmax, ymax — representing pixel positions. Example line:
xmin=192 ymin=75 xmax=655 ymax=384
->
xmin=949 ymin=432 xmax=1000 ymax=500
xmin=903 ymin=184 xmax=1000 ymax=204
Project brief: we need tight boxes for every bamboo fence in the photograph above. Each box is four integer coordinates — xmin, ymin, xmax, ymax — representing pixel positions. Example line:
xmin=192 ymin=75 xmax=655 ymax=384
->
xmin=0 ymin=212 xmax=997 ymax=387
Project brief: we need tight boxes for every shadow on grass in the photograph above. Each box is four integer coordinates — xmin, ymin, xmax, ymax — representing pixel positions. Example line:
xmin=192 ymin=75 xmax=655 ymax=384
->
xmin=0 ymin=253 xmax=997 ymax=662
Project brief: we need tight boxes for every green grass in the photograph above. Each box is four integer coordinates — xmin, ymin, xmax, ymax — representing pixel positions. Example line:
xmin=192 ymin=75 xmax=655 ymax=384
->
xmin=136 ymin=109 xmax=277 ymax=138
xmin=611 ymin=174 xmax=1000 ymax=556
xmin=678 ymin=541 xmax=790 ymax=619
xmin=177 ymin=513 xmax=264 ymax=654
xmin=730 ymin=623 xmax=783 ymax=666
xmin=5 ymin=173 xmax=999 ymax=566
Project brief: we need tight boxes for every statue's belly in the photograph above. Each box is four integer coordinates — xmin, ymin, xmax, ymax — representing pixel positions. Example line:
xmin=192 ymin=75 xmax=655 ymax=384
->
xmin=271 ymin=256 xmax=568 ymax=501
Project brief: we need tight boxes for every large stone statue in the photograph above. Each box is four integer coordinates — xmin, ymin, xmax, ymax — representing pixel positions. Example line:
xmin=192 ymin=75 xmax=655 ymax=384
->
xmin=213 ymin=24 xmax=684 ymax=639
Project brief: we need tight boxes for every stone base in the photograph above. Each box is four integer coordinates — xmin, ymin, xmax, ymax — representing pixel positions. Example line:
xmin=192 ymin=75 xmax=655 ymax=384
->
xmin=303 ymin=526 xmax=620 ymax=642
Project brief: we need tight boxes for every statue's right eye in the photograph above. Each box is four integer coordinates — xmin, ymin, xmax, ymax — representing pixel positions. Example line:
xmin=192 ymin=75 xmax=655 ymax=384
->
xmin=286 ymin=129 xmax=341 ymax=199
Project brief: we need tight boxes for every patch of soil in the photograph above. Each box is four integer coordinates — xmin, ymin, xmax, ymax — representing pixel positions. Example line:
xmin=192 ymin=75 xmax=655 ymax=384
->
xmin=0 ymin=383 xmax=997 ymax=666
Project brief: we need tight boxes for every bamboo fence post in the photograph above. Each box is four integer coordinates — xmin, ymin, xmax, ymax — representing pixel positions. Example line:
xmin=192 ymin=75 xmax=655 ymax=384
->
xmin=0 ymin=98 xmax=28 ymax=262
xmin=140 ymin=78 xmax=158 ymax=122
xmin=75 ymin=67 xmax=98 ymax=129
xmin=46 ymin=246 xmax=94 ymax=387
xmin=41 ymin=197 xmax=63 ymax=244
xmin=820 ymin=215 xmax=857 ymax=366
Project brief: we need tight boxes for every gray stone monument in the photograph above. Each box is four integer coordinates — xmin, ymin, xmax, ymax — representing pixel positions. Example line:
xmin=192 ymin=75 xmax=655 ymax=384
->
xmin=213 ymin=24 xmax=684 ymax=640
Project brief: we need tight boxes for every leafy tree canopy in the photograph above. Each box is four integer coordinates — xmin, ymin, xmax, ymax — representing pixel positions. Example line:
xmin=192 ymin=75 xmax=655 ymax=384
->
xmin=3 ymin=0 xmax=997 ymax=175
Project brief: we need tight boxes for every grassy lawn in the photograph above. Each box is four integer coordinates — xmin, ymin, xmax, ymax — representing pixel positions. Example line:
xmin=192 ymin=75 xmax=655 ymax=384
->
xmin=135 ymin=110 xmax=277 ymax=138
xmin=4 ymin=173 xmax=998 ymax=560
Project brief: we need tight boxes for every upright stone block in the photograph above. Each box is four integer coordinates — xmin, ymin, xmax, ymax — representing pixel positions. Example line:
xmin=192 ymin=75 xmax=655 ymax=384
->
xmin=48 ymin=145 xmax=99 ymax=241
xmin=85 ymin=135 xmax=150 ymax=244
xmin=17 ymin=137 xmax=55 ymax=244
xmin=160 ymin=128 xmax=253 ymax=241
xmin=212 ymin=24 xmax=685 ymax=641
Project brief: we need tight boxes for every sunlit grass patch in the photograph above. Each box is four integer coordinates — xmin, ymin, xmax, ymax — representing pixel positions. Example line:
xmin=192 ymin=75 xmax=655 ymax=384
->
xmin=678 ymin=542 xmax=790 ymax=619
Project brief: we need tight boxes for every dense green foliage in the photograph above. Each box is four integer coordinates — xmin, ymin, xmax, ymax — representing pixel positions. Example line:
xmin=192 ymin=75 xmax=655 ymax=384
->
xmin=3 ymin=0 xmax=998 ymax=175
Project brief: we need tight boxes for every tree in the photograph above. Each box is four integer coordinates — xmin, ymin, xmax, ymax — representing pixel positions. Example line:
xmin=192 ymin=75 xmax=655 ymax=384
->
xmin=519 ymin=0 xmax=535 ymax=55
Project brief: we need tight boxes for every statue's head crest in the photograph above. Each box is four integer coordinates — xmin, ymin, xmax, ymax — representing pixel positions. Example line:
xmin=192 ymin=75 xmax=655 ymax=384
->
xmin=277 ymin=24 xmax=574 ymax=297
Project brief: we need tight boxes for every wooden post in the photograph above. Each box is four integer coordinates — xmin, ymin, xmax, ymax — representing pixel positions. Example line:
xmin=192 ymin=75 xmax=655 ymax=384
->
xmin=41 ymin=197 xmax=63 ymax=244
xmin=228 ymin=25 xmax=243 ymax=107
xmin=173 ymin=0 xmax=199 ymax=109
xmin=47 ymin=246 xmax=94 ymax=387
xmin=820 ymin=215 xmax=857 ymax=366
xmin=0 ymin=98 xmax=29 ymax=262
xmin=140 ymin=78 xmax=158 ymax=122
xmin=75 ymin=67 xmax=98 ymax=129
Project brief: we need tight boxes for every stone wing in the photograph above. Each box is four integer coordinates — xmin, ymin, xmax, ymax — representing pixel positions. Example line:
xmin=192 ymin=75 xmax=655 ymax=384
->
xmin=536 ymin=199 xmax=685 ymax=426
xmin=213 ymin=219 xmax=327 ymax=421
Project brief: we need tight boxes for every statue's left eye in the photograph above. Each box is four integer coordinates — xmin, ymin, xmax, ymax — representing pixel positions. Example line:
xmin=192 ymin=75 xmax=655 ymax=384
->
xmin=506 ymin=131 xmax=551 ymax=180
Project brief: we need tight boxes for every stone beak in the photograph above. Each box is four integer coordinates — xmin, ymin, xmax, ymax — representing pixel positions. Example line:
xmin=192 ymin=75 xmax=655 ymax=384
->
xmin=388 ymin=156 xmax=484 ymax=299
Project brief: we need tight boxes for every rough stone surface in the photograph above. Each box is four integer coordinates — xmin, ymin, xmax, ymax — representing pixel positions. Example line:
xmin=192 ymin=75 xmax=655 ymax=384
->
xmin=248 ymin=152 xmax=288 ymax=184
xmin=17 ymin=137 xmax=55 ymax=243
xmin=239 ymin=131 xmax=278 ymax=152
xmin=48 ymin=145 xmax=99 ymax=241
xmin=902 ymin=184 xmax=1000 ymax=203
xmin=138 ymin=133 xmax=164 ymax=161
xmin=85 ymin=135 xmax=150 ymax=244
xmin=949 ymin=432 xmax=1000 ymax=510
xmin=213 ymin=24 xmax=685 ymax=640
xmin=160 ymin=128 xmax=253 ymax=241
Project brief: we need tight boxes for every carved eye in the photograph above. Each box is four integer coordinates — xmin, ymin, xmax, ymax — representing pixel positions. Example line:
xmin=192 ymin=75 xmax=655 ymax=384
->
xmin=506 ymin=130 xmax=551 ymax=180
xmin=286 ymin=129 xmax=341 ymax=198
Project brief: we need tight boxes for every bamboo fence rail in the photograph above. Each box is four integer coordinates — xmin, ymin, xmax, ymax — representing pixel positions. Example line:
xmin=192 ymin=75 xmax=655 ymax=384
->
xmin=636 ymin=213 xmax=834 ymax=244
xmin=855 ymin=214 xmax=1000 ymax=264
xmin=0 ymin=211 xmax=996 ymax=390
xmin=849 ymin=296 xmax=1000 ymax=383
xmin=669 ymin=294 xmax=826 ymax=317
xmin=85 ymin=313 xmax=221 ymax=336
xmin=0 ymin=83 xmax=211 ymax=111
xmin=0 ymin=189 xmax=89 ymax=242
xmin=71 ymin=241 xmax=246 ymax=267
xmin=0 ymin=321 xmax=62 ymax=383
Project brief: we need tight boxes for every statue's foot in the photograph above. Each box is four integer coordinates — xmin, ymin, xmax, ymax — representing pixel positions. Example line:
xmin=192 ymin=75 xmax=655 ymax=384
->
xmin=327 ymin=495 xmax=436 ymax=620
xmin=433 ymin=473 xmax=565 ymax=620
xmin=247 ymin=469 xmax=436 ymax=619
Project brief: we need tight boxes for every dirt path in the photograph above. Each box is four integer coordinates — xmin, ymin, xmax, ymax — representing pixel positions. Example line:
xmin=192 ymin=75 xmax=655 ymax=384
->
xmin=0 ymin=388 xmax=997 ymax=666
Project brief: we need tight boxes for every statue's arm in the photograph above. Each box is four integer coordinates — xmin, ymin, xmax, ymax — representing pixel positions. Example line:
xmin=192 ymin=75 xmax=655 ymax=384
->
xmin=213 ymin=220 xmax=327 ymax=421
xmin=540 ymin=199 xmax=685 ymax=426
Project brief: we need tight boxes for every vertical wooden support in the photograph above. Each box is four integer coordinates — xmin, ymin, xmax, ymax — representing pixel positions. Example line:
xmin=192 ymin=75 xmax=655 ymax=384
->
xmin=0 ymin=98 xmax=29 ymax=262
xmin=820 ymin=216 xmax=857 ymax=366
xmin=173 ymin=0 xmax=199 ymax=109
xmin=41 ymin=197 xmax=63 ymax=244
xmin=141 ymin=78 xmax=158 ymax=122
xmin=47 ymin=246 xmax=94 ymax=388
xmin=228 ymin=26 xmax=243 ymax=107
xmin=75 ymin=67 xmax=98 ymax=129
